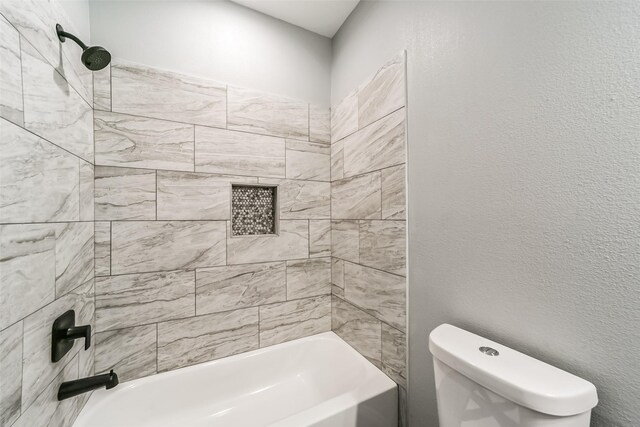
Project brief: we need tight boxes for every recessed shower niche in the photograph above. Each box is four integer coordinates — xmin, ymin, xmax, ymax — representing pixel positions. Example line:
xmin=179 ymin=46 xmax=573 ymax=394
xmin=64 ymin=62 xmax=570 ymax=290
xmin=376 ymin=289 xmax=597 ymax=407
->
xmin=231 ymin=184 xmax=278 ymax=236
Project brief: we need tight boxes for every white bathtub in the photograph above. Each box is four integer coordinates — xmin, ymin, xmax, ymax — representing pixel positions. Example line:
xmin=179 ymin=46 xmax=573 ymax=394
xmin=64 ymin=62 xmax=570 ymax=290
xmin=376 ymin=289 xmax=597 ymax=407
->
xmin=73 ymin=332 xmax=398 ymax=427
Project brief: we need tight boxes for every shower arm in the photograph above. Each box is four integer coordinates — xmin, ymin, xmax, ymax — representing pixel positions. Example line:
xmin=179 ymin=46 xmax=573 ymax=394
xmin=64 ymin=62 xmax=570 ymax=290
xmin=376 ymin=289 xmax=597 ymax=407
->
xmin=56 ymin=24 xmax=88 ymax=50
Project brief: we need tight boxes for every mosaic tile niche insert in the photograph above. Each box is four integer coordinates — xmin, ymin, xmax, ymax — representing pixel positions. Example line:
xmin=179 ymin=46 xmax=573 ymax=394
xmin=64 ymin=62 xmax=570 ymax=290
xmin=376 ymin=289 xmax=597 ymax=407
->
xmin=232 ymin=185 xmax=277 ymax=235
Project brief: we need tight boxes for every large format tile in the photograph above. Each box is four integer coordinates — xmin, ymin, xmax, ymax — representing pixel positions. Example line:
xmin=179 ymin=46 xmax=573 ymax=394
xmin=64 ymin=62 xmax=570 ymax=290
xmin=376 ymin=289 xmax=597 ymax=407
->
xmin=21 ymin=40 xmax=93 ymax=162
xmin=331 ymin=172 xmax=382 ymax=220
xmin=111 ymin=221 xmax=226 ymax=274
xmin=95 ymin=324 xmax=157 ymax=382
xmin=0 ymin=0 xmax=93 ymax=105
xmin=95 ymin=110 xmax=194 ymax=171
xmin=11 ymin=354 xmax=83 ymax=427
xmin=157 ymin=308 xmax=259 ymax=372
xmin=309 ymin=220 xmax=331 ymax=258
xmin=94 ymin=222 xmax=111 ymax=277
xmin=331 ymin=91 xmax=358 ymax=143
xmin=157 ymin=171 xmax=256 ymax=220
xmin=382 ymin=164 xmax=406 ymax=220
xmin=196 ymin=262 xmax=286 ymax=315
xmin=344 ymin=263 xmax=405 ymax=332
xmin=259 ymin=295 xmax=331 ymax=347
xmin=343 ymin=108 xmax=406 ymax=177
xmin=111 ymin=61 xmax=226 ymax=127
xmin=0 ymin=15 xmax=23 ymax=126
xmin=0 ymin=224 xmax=55 ymax=330
xmin=359 ymin=220 xmax=406 ymax=276
xmin=227 ymin=86 xmax=308 ymax=140
xmin=309 ymin=105 xmax=330 ymax=144
xmin=358 ymin=53 xmax=405 ymax=129
xmin=331 ymin=258 xmax=345 ymax=289
xmin=285 ymin=140 xmax=330 ymax=181
xmin=195 ymin=126 xmax=285 ymax=178
xmin=0 ymin=321 xmax=22 ymax=427
xmin=1 ymin=118 xmax=79 ymax=223
xmin=267 ymin=179 xmax=330 ymax=220
xmin=332 ymin=296 xmax=382 ymax=367
xmin=382 ymin=324 xmax=407 ymax=388
xmin=22 ymin=279 xmax=93 ymax=409
xmin=95 ymin=166 xmax=156 ymax=220
xmin=227 ymin=220 xmax=308 ymax=264
xmin=93 ymin=65 xmax=111 ymax=111
xmin=331 ymin=220 xmax=359 ymax=263
xmin=55 ymin=222 xmax=94 ymax=297
xmin=286 ymin=258 xmax=331 ymax=299
xmin=95 ymin=270 xmax=195 ymax=332
xmin=79 ymin=162 xmax=94 ymax=221
xmin=331 ymin=139 xmax=344 ymax=181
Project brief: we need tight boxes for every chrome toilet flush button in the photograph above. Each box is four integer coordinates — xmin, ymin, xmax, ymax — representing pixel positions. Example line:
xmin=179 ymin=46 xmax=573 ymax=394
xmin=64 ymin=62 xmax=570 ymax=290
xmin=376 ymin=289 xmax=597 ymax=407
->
xmin=479 ymin=346 xmax=499 ymax=356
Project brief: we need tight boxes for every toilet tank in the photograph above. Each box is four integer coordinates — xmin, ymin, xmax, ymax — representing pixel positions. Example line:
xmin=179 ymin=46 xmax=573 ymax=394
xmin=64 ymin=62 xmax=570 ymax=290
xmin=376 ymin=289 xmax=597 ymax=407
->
xmin=429 ymin=324 xmax=598 ymax=427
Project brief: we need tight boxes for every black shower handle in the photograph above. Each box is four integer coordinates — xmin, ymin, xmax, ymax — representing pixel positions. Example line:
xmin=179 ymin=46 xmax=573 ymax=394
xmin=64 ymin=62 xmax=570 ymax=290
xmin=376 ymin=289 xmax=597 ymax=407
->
xmin=65 ymin=325 xmax=91 ymax=350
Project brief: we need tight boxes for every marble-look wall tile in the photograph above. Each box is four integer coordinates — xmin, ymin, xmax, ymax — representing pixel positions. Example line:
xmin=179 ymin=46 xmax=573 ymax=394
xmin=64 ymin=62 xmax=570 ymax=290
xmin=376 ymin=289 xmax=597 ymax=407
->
xmin=382 ymin=164 xmax=406 ymax=220
xmin=0 ymin=224 xmax=55 ymax=330
xmin=21 ymin=40 xmax=93 ymax=163
xmin=331 ymin=220 xmax=359 ymax=264
xmin=94 ymin=222 xmax=111 ymax=277
xmin=331 ymin=172 xmax=382 ymax=220
xmin=399 ymin=385 xmax=407 ymax=427
xmin=344 ymin=263 xmax=405 ymax=332
xmin=286 ymin=258 xmax=331 ymax=299
xmin=1 ymin=118 xmax=79 ymax=223
xmin=196 ymin=262 xmax=286 ymax=315
xmin=79 ymin=162 xmax=94 ymax=221
xmin=331 ymin=139 xmax=344 ymax=181
xmin=359 ymin=220 xmax=406 ymax=276
xmin=309 ymin=220 xmax=331 ymax=258
xmin=94 ymin=166 xmax=156 ymax=221
xmin=331 ymin=284 xmax=345 ymax=299
xmin=285 ymin=140 xmax=330 ymax=181
xmin=93 ymin=64 xmax=111 ymax=111
xmin=95 ymin=270 xmax=195 ymax=332
xmin=343 ymin=108 xmax=405 ymax=178
xmin=331 ymin=258 xmax=344 ymax=288
xmin=309 ymin=105 xmax=330 ymax=144
xmin=95 ymin=324 xmax=157 ymax=382
xmin=157 ymin=171 xmax=256 ymax=221
xmin=332 ymin=296 xmax=382 ymax=367
xmin=111 ymin=221 xmax=226 ymax=274
xmin=227 ymin=86 xmax=308 ymax=140
xmin=259 ymin=295 xmax=331 ymax=347
xmin=265 ymin=179 xmax=330 ymax=220
xmin=382 ymin=324 xmax=407 ymax=388
xmin=0 ymin=15 xmax=24 ymax=126
xmin=11 ymin=354 xmax=87 ymax=427
xmin=0 ymin=0 xmax=93 ymax=105
xmin=358 ymin=53 xmax=406 ymax=129
xmin=21 ymin=279 xmax=93 ymax=409
xmin=157 ymin=308 xmax=259 ymax=372
xmin=95 ymin=110 xmax=194 ymax=172
xmin=195 ymin=126 xmax=285 ymax=178
xmin=331 ymin=91 xmax=358 ymax=143
xmin=55 ymin=222 xmax=94 ymax=297
xmin=227 ymin=220 xmax=308 ymax=264
xmin=111 ymin=61 xmax=226 ymax=127
xmin=0 ymin=321 xmax=22 ymax=426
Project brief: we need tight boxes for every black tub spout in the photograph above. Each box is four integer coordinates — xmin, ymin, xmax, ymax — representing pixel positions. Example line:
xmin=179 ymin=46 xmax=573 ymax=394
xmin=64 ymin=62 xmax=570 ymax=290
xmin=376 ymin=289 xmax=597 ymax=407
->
xmin=58 ymin=370 xmax=119 ymax=401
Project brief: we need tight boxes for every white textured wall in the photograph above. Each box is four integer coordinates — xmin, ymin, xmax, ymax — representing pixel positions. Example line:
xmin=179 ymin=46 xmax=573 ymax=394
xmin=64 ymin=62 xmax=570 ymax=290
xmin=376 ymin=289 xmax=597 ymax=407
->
xmin=89 ymin=0 xmax=332 ymax=105
xmin=332 ymin=2 xmax=640 ymax=426
xmin=59 ymin=0 xmax=91 ymax=42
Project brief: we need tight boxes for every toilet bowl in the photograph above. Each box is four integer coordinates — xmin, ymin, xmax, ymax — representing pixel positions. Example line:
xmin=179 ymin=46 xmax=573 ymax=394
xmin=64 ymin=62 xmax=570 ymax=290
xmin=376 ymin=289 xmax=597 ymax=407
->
xmin=429 ymin=324 xmax=598 ymax=427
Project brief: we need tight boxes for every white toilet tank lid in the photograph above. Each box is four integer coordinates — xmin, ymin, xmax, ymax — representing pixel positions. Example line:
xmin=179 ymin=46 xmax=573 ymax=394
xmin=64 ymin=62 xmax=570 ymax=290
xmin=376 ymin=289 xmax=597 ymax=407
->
xmin=429 ymin=324 xmax=598 ymax=417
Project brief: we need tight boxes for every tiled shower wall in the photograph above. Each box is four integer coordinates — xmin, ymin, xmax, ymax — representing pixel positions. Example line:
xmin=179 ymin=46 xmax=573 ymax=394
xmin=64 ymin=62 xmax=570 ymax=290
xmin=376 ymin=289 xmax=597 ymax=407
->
xmin=329 ymin=53 xmax=408 ymax=425
xmin=91 ymin=59 xmax=333 ymax=381
xmin=0 ymin=1 xmax=95 ymax=426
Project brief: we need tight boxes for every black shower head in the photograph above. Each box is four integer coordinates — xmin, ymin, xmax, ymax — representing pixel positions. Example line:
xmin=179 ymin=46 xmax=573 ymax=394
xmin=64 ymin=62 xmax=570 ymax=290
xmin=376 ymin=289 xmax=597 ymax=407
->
xmin=56 ymin=24 xmax=111 ymax=71
xmin=81 ymin=46 xmax=111 ymax=71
